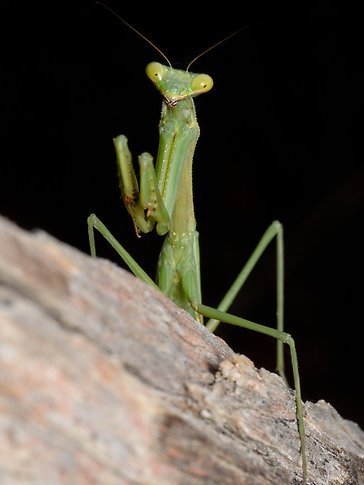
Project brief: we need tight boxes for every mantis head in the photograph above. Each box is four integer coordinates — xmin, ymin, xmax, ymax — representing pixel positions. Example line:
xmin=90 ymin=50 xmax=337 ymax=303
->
xmin=146 ymin=62 xmax=213 ymax=106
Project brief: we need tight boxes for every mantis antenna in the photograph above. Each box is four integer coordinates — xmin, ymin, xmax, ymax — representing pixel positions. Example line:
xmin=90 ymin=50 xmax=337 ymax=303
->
xmin=96 ymin=2 xmax=248 ymax=72
xmin=186 ymin=26 xmax=248 ymax=71
xmin=95 ymin=2 xmax=172 ymax=67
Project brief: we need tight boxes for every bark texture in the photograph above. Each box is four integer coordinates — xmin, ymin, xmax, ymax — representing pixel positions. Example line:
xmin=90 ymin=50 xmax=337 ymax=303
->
xmin=0 ymin=214 xmax=363 ymax=484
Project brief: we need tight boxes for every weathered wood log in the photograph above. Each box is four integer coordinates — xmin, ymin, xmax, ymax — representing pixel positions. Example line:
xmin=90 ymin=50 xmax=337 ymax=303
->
xmin=0 ymin=214 xmax=363 ymax=484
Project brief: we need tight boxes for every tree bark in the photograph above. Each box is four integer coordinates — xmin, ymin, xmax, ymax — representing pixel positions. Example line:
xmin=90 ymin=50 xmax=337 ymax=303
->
xmin=0 ymin=214 xmax=363 ymax=484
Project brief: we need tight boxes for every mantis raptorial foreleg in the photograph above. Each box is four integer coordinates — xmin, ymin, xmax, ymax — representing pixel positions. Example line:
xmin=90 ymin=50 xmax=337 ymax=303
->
xmin=87 ymin=10 xmax=308 ymax=481
xmin=113 ymin=135 xmax=170 ymax=237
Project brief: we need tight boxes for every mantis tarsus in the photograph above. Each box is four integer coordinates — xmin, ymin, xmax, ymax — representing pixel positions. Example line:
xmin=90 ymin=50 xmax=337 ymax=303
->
xmin=87 ymin=9 xmax=307 ymax=483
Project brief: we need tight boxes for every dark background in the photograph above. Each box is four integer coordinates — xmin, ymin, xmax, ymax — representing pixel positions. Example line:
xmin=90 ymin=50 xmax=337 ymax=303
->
xmin=1 ymin=1 xmax=363 ymax=429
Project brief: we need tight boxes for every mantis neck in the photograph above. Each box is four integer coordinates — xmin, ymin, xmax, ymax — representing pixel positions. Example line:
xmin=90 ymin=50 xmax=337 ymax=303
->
xmin=156 ymin=97 xmax=200 ymax=236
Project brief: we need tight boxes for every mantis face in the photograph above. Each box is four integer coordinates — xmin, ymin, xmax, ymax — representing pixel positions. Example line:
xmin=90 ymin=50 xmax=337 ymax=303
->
xmin=146 ymin=62 xmax=213 ymax=106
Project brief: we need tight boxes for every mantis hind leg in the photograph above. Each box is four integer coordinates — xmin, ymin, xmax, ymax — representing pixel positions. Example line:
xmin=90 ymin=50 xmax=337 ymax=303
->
xmin=181 ymin=221 xmax=307 ymax=482
xmin=206 ymin=220 xmax=285 ymax=381
xmin=191 ymin=300 xmax=307 ymax=483
xmin=87 ymin=213 xmax=158 ymax=290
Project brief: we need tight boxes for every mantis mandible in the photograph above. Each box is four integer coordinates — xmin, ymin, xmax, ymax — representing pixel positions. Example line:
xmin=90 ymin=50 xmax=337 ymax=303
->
xmin=87 ymin=7 xmax=307 ymax=482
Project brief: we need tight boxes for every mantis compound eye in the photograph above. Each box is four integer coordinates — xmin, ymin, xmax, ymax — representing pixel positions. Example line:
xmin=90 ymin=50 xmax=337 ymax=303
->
xmin=146 ymin=62 xmax=165 ymax=82
xmin=191 ymin=74 xmax=213 ymax=94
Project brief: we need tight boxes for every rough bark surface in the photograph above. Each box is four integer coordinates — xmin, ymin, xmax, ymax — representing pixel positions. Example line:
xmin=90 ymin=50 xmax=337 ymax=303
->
xmin=0 ymin=214 xmax=363 ymax=485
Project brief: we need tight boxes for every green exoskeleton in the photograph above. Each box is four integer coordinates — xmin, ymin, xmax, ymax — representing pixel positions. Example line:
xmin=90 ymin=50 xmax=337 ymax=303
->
xmin=88 ymin=10 xmax=307 ymax=483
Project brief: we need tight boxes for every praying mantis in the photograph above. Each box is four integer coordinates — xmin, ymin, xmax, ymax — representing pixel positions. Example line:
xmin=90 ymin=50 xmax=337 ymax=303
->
xmin=87 ymin=7 xmax=308 ymax=482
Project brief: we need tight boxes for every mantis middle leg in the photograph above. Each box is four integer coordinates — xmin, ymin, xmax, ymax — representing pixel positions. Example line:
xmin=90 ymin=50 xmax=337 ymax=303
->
xmin=206 ymin=221 xmax=286 ymax=380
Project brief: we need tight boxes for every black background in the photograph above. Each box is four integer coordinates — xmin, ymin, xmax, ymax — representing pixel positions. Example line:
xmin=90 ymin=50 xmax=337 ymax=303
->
xmin=1 ymin=1 xmax=363 ymax=429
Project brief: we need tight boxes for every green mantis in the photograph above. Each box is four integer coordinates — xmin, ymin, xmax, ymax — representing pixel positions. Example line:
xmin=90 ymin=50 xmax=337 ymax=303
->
xmin=87 ymin=11 xmax=307 ymax=482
